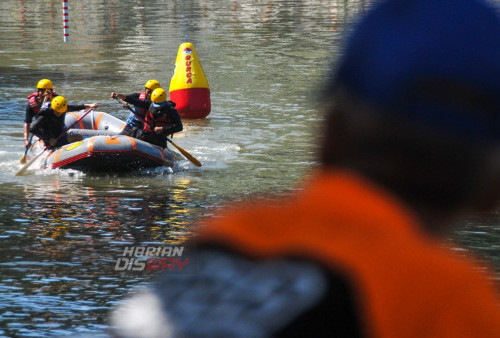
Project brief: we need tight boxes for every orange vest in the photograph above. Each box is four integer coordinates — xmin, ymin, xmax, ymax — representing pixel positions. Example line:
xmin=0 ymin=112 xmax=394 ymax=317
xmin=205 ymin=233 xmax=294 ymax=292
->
xmin=196 ymin=170 xmax=500 ymax=337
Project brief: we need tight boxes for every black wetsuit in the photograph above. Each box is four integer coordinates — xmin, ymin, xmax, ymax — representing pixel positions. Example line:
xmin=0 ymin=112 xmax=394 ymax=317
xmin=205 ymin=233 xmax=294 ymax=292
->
xmin=29 ymin=105 xmax=85 ymax=148
xmin=124 ymin=95 xmax=183 ymax=148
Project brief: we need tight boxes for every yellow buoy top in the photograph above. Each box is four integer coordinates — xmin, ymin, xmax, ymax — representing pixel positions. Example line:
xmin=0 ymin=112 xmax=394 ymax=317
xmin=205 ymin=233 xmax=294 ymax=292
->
xmin=169 ymin=42 xmax=209 ymax=91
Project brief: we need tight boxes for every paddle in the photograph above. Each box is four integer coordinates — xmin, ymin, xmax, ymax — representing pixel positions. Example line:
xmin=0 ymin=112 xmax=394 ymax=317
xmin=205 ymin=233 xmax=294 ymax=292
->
xmin=20 ymin=134 xmax=34 ymax=164
xmin=166 ymin=137 xmax=201 ymax=167
xmin=15 ymin=108 xmax=94 ymax=176
xmin=114 ymin=97 xmax=202 ymax=167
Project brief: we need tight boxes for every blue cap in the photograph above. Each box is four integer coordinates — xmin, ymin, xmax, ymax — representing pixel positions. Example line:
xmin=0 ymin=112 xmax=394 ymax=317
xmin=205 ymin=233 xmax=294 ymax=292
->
xmin=334 ymin=0 xmax=500 ymax=141
xmin=152 ymin=101 xmax=167 ymax=108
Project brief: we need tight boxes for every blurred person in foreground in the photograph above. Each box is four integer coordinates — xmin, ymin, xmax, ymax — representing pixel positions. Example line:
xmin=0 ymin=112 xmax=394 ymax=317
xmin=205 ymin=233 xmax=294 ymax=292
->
xmin=111 ymin=0 xmax=500 ymax=336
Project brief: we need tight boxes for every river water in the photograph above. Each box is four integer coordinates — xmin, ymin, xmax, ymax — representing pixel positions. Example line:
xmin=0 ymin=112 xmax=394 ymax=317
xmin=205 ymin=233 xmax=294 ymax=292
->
xmin=0 ymin=0 xmax=499 ymax=336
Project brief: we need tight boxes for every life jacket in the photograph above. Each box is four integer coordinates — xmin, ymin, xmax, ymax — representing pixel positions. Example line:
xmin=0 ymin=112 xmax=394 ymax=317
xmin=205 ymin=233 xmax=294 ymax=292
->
xmin=195 ymin=170 xmax=500 ymax=338
xmin=27 ymin=91 xmax=56 ymax=114
xmin=27 ymin=92 xmax=42 ymax=114
xmin=143 ymin=101 xmax=176 ymax=133
xmin=134 ymin=91 xmax=148 ymax=115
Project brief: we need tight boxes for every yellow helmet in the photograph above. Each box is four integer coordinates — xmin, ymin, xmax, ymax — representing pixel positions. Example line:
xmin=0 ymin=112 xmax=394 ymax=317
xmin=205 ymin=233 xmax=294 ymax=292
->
xmin=37 ymin=79 xmax=53 ymax=90
xmin=145 ymin=79 xmax=160 ymax=91
xmin=51 ymin=96 xmax=68 ymax=115
xmin=151 ymin=88 xmax=167 ymax=104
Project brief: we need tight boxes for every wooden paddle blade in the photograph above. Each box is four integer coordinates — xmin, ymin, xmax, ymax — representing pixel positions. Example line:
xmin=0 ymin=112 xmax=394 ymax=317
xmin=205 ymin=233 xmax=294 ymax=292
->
xmin=15 ymin=150 xmax=46 ymax=176
xmin=168 ymin=139 xmax=202 ymax=167
xmin=21 ymin=135 xmax=34 ymax=164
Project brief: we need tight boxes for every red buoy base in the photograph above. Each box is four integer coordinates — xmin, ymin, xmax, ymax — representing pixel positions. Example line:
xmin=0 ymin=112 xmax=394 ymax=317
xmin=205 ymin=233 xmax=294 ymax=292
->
xmin=170 ymin=88 xmax=211 ymax=119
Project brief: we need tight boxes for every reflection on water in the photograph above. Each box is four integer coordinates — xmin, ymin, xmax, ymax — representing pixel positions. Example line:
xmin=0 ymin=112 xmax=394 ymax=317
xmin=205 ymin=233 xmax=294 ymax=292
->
xmin=19 ymin=175 xmax=198 ymax=242
xmin=0 ymin=174 xmax=201 ymax=335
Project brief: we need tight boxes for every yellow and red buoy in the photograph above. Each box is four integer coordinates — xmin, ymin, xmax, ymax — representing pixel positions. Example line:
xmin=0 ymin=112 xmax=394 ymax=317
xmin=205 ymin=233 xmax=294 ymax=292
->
xmin=169 ymin=43 xmax=211 ymax=119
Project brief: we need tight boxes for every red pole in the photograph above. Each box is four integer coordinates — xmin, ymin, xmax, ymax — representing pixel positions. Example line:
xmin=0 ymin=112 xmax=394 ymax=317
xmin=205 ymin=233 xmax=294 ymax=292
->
xmin=63 ymin=0 xmax=69 ymax=42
